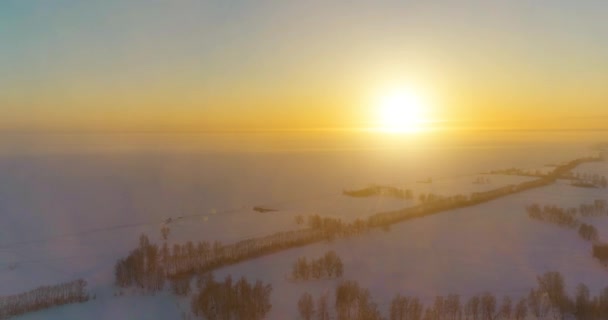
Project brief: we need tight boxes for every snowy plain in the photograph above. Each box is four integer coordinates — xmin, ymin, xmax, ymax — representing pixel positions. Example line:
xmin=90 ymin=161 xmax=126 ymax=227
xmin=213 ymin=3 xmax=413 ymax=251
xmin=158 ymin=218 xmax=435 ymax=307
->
xmin=0 ymin=133 xmax=605 ymax=319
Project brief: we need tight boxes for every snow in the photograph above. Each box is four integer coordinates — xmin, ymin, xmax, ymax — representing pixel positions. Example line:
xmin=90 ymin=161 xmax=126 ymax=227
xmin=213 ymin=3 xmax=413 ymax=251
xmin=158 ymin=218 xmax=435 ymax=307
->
xmin=13 ymin=292 xmax=186 ymax=320
xmin=213 ymin=181 xmax=608 ymax=318
xmin=1 ymin=136 xmax=605 ymax=319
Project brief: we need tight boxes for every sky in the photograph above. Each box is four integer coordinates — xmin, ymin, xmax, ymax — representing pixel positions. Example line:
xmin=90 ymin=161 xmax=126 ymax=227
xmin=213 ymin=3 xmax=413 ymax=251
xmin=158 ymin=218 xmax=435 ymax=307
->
xmin=1 ymin=0 xmax=608 ymax=133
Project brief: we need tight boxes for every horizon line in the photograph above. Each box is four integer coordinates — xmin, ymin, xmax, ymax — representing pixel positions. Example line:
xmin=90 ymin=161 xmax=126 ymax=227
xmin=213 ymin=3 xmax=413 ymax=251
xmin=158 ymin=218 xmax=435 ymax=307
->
xmin=1 ymin=127 xmax=608 ymax=135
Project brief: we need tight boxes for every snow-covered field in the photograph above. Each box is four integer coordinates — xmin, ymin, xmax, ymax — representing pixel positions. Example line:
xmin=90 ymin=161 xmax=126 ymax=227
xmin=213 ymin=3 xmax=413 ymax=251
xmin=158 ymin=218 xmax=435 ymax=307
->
xmin=212 ymin=181 xmax=608 ymax=318
xmin=1 ymin=136 xmax=605 ymax=319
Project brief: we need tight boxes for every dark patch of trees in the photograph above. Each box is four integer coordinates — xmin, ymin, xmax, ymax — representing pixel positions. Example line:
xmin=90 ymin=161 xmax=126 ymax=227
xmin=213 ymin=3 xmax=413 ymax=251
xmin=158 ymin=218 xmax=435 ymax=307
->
xmin=292 ymin=251 xmax=344 ymax=281
xmin=472 ymin=176 xmax=491 ymax=185
xmin=335 ymin=280 xmax=383 ymax=320
xmin=514 ymin=297 xmax=528 ymax=320
xmin=526 ymin=201 xmax=604 ymax=243
xmin=579 ymin=223 xmax=599 ymax=242
xmin=343 ymin=185 xmax=414 ymax=200
xmin=306 ymin=215 xmax=348 ymax=235
xmin=579 ymin=200 xmax=608 ymax=217
xmin=568 ymin=173 xmax=608 ymax=188
xmin=573 ymin=284 xmax=608 ymax=319
xmin=536 ymin=271 xmax=570 ymax=318
xmin=191 ymin=274 xmax=272 ymax=320
xmin=298 ymin=271 xmax=608 ymax=320
xmin=299 ymin=281 xmax=382 ymax=320
xmin=461 ymin=293 xmax=505 ymax=320
xmin=0 ymin=279 xmax=89 ymax=319
xmin=418 ymin=193 xmax=446 ymax=204
xmin=114 ymin=234 xmax=165 ymax=292
xmin=526 ymin=204 xmax=579 ymax=228
xmin=389 ymin=294 xmax=424 ymax=320
xmin=253 ymin=206 xmax=278 ymax=213
xmin=593 ymin=244 xmax=608 ymax=263
xmin=298 ymin=292 xmax=315 ymax=320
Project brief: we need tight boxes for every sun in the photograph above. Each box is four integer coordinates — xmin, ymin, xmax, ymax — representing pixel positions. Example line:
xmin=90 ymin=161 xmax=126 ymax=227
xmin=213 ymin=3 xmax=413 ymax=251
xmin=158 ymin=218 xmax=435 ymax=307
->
xmin=375 ymin=88 xmax=430 ymax=133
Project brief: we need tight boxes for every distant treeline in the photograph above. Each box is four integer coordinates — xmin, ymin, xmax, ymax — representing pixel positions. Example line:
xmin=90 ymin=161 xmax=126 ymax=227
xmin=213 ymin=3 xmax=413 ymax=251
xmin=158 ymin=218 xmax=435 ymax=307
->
xmin=343 ymin=185 xmax=414 ymax=200
xmin=566 ymin=173 xmax=608 ymax=188
xmin=115 ymin=156 xmax=601 ymax=289
xmin=0 ymin=279 xmax=89 ymax=319
xmin=472 ymin=176 xmax=492 ymax=185
xmin=485 ymin=167 xmax=547 ymax=178
xmin=299 ymin=271 xmax=608 ymax=320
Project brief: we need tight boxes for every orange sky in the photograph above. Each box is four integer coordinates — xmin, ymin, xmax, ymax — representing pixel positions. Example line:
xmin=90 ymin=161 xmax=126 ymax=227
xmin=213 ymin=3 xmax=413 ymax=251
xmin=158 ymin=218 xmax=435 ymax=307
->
xmin=1 ymin=1 xmax=607 ymax=133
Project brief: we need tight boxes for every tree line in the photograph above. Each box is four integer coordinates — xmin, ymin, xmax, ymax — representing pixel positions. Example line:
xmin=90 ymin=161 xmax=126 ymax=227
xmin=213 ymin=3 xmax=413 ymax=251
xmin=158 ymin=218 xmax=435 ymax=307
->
xmin=486 ymin=167 xmax=548 ymax=178
xmin=114 ymin=157 xmax=602 ymax=290
xmin=0 ymin=279 xmax=89 ymax=319
xmin=298 ymin=271 xmax=608 ymax=320
xmin=526 ymin=204 xmax=580 ymax=228
xmin=343 ymin=185 xmax=414 ymax=200
xmin=292 ymin=251 xmax=344 ymax=281
xmin=298 ymin=280 xmax=383 ymax=320
xmin=568 ymin=173 xmax=608 ymax=188
xmin=191 ymin=274 xmax=272 ymax=320
xmin=526 ymin=201 xmax=608 ymax=268
xmin=526 ymin=202 xmax=603 ymax=242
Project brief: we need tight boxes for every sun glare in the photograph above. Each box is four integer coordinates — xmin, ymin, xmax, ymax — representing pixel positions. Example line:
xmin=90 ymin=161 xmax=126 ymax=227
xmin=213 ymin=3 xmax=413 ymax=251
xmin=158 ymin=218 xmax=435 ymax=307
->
xmin=375 ymin=88 xmax=430 ymax=133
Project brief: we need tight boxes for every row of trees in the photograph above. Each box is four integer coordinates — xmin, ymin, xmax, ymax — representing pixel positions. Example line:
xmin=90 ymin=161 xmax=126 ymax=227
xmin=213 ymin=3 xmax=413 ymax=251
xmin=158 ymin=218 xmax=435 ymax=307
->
xmin=579 ymin=200 xmax=608 ymax=216
xmin=114 ymin=157 xmax=602 ymax=289
xmin=343 ymin=185 xmax=414 ymax=200
xmin=486 ymin=167 xmax=548 ymax=177
xmin=472 ymin=176 xmax=492 ymax=185
xmin=115 ymin=228 xmax=332 ymax=287
xmin=298 ymin=280 xmax=383 ymax=320
xmin=526 ymin=204 xmax=580 ymax=228
xmin=418 ymin=193 xmax=447 ymax=204
xmin=526 ymin=202 xmax=603 ymax=242
xmin=0 ymin=279 xmax=89 ymax=319
xmin=292 ymin=251 xmax=344 ymax=281
xmin=528 ymin=200 xmax=608 ymax=218
xmin=298 ymin=271 xmax=608 ymax=320
xmin=191 ymin=274 xmax=272 ymax=320
xmin=526 ymin=202 xmax=608 ymax=269
xmin=365 ymin=172 xmax=558 ymax=229
xmin=569 ymin=173 xmax=608 ymax=188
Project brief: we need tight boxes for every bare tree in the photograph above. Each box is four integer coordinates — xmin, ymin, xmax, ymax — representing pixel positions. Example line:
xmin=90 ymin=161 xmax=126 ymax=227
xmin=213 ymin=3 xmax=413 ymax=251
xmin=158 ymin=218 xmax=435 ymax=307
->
xmin=465 ymin=295 xmax=480 ymax=320
xmin=480 ymin=292 xmax=496 ymax=320
xmin=498 ymin=296 xmax=512 ymax=319
xmin=514 ymin=298 xmax=527 ymax=320
xmin=298 ymin=292 xmax=315 ymax=320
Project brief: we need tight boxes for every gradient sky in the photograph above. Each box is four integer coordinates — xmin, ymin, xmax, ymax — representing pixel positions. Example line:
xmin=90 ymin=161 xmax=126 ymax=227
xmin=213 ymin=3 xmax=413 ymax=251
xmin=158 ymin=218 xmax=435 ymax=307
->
xmin=1 ymin=0 xmax=608 ymax=132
